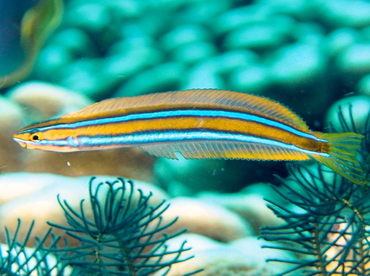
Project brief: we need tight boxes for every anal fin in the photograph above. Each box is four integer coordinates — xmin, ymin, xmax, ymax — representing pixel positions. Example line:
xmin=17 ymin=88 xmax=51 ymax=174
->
xmin=140 ymin=141 xmax=310 ymax=161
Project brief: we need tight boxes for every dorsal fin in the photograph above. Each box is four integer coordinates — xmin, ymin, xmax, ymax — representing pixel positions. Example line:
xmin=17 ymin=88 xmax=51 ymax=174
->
xmin=61 ymin=89 xmax=309 ymax=130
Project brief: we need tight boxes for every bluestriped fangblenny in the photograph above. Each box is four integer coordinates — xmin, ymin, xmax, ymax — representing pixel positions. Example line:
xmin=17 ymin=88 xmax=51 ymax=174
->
xmin=13 ymin=89 xmax=367 ymax=184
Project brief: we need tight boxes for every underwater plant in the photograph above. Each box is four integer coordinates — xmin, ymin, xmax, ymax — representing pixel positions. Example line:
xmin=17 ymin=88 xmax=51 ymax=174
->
xmin=0 ymin=177 xmax=199 ymax=275
xmin=260 ymin=107 xmax=370 ymax=275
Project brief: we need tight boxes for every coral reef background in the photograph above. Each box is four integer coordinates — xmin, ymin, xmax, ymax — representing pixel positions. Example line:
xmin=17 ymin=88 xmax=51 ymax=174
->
xmin=1 ymin=0 xmax=370 ymax=191
xmin=0 ymin=0 xmax=369 ymax=275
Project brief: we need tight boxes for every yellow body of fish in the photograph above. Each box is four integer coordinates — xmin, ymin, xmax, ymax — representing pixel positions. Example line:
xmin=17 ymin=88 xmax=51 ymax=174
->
xmin=13 ymin=89 xmax=369 ymax=185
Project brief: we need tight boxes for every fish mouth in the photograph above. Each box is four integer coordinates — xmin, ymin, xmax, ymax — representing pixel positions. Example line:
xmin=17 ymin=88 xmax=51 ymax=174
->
xmin=12 ymin=137 xmax=27 ymax=148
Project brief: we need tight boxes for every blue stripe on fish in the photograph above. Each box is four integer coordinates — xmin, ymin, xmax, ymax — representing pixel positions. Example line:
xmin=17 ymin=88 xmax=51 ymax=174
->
xmin=18 ymin=109 xmax=326 ymax=142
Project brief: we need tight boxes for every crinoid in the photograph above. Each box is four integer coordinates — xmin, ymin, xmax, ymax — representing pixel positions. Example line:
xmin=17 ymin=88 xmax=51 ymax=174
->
xmin=260 ymin=106 xmax=370 ymax=275
xmin=0 ymin=219 xmax=66 ymax=275
xmin=47 ymin=177 xmax=199 ymax=275
xmin=261 ymin=163 xmax=370 ymax=275
xmin=0 ymin=177 xmax=200 ymax=275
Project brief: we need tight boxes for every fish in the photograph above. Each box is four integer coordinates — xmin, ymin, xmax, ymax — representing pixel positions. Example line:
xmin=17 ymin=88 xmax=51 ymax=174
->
xmin=0 ymin=0 xmax=63 ymax=88
xmin=13 ymin=89 xmax=368 ymax=185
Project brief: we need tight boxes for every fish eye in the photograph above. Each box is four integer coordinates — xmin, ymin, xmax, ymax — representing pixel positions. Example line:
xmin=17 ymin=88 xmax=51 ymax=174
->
xmin=30 ymin=133 xmax=43 ymax=143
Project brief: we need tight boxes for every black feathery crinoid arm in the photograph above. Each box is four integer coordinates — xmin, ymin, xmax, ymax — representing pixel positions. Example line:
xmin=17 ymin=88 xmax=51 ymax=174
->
xmin=362 ymin=108 xmax=370 ymax=180
xmin=0 ymin=219 xmax=67 ymax=275
xmin=47 ymin=177 xmax=200 ymax=276
xmin=260 ymin=106 xmax=370 ymax=275
xmin=260 ymin=163 xmax=370 ymax=276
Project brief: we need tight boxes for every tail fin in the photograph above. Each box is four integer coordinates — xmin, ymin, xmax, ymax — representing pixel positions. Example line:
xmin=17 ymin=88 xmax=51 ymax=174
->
xmin=312 ymin=132 xmax=368 ymax=185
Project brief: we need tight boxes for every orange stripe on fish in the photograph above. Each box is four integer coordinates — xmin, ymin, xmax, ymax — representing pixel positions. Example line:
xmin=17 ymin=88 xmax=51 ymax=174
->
xmin=13 ymin=89 xmax=367 ymax=185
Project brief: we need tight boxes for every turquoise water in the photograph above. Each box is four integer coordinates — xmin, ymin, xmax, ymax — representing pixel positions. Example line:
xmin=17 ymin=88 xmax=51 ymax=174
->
xmin=0 ymin=0 xmax=369 ymax=275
